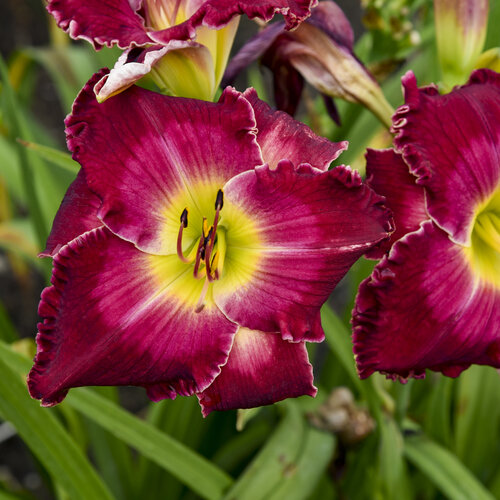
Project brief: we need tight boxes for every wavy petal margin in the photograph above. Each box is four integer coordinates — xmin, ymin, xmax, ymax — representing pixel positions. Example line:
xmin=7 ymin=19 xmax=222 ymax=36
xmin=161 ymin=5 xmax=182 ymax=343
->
xmin=242 ymin=88 xmax=347 ymax=171
xmin=393 ymin=69 xmax=500 ymax=245
xmin=41 ymin=169 xmax=102 ymax=257
xmin=66 ymin=73 xmax=262 ymax=255
xmin=47 ymin=0 xmax=151 ymax=49
xmin=48 ymin=0 xmax=317 ymax=49
xmin=215 ymin=162 xmax=393 ymax=342
xmin=151 ymin=0 xmax=318 ymax=45
xmin=94 ymin=42 xmax=193 ymax=102
xmin=353 ymin=221 xmax=500 ymax=380
xmin=197 ymin=328 xmax=316 ymax=416
xmin=364 ymin=148 xmax=426 ymax=258
xmin=28 ymin=227 xmax=237 ymax=406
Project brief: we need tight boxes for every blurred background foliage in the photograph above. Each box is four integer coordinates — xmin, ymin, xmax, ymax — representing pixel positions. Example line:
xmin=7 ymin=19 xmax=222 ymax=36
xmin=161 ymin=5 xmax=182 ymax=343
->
xmin=0 ymin=1 xmax=499 ymax=499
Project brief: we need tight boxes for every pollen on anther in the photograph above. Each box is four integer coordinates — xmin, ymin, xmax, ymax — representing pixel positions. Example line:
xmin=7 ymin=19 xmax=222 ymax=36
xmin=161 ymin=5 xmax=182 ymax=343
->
xmin=215 ymin=189 xmax=224 ymax=211
xmin=180 ymin=207 xmax=189 ymax=228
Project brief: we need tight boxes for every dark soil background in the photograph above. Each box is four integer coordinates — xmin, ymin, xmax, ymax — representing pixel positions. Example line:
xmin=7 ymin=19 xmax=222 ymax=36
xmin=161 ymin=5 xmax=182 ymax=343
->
xmin=0 ymin=1 xmax=363 ymax=498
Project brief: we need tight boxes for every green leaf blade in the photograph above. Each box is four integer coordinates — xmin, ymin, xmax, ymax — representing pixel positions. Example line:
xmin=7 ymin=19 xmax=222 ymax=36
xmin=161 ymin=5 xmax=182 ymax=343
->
xmin=404 ymin=435 xmax=495 ymax=500
xmin=0 ymin=357 xmax=114 ymax=500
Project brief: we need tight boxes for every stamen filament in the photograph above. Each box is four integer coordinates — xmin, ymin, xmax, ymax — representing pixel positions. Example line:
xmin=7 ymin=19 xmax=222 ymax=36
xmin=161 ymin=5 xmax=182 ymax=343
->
xmin=193 ymin=218 xmax=208 ymax=279
xmin=177 ymin=190 xmax=227 ymax=312
xmin=171 ymin=0 xmax=182 ymax=25
xmin=205 ymin=189 xmax=224 ymax=278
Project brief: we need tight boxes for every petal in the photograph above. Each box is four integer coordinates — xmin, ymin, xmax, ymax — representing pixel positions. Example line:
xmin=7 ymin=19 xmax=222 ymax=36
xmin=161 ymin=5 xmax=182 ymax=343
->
xmin=393 ymin=69 xmax=500 ymax=245
xmin=47 ymin=0 xmax=151 ymax=49
xmin=96 ymin=41 xmax=220 ymax=102
xmin=261 ymin=35 xmax=306 ymax=117
xmin=94 ymin=43 xmax=191 ymax=102
xmin=242 ymin=88 xmax=347 ymax=171
xmin=150 ymin=0 xmax=317 ymax=46
xmin=197 ymin=327 xmax=316 ymax=416
xmin=214 ymin=162 xmax=393 ymax=342
xmin=268 ymin=58 xmax=305 ymax=117
xmin=28 ymin=227 xmax=237 ymax=406
xmin=364 ymin=148 xmax=426 ymax=258
xmin=66 ymin=73 xmax=263 ymax=255
xmin=41 ymin=169 xmax=102 ymax=257
xmin=353 ymin=221 xmax=500 ymax=380
xmin=307 ymin=0 xmax=354 ymax=50
xmin=280 ymin=21 xmax=393 ymax=128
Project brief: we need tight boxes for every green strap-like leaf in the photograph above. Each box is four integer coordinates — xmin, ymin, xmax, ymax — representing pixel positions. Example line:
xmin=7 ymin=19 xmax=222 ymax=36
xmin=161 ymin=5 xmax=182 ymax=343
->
xmin=404 ymin=435 xmax=495 ymax=500
xmin=223 ymin=403 xmax=305 ymax=500
xmin=17 ymin=140 xmax=79 ymax=174
xmin=224 ymin=402 xmax=334 ymax=500
xmin=0 ymin=54 xmax=48 ymax=249
xmin=0 ymin=356 xmax=114 ymax=500
xmin=66 ymin=390 xmax=232 ymax=500
xmin=267 ymin=426 xmax=335 ymax=500
xmin=0 ymin=341 xmax=233 ymax=500
xmin=321 ymin=305 xmax=362 ymax=391
xmin=378 ymin=416 xmax=411 ymax=500
xmin=321 ymin=305 xmax=386 ymax=425
xmin=454 ymin=366 xmax=500 ymax=482
xmin=425 ymin=376 xmax=454 ymax=447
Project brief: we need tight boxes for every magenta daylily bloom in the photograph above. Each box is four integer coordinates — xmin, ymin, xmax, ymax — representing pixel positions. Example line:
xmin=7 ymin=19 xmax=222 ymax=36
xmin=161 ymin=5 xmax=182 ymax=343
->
xmin=47 ymin=0 xmax=317 ymax=101
xmin=353 ymin=69 xmax=500 ymax=380
xmin=28 ymin=70 xmax=392 ymax=414
xmin=223 ymin=1 xmax=393 ymax=126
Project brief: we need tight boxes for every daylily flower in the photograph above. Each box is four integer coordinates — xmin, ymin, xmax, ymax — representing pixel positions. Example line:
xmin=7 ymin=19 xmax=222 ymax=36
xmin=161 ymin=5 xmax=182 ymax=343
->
xmin=47 ymin=0 xmax=317 ymax=101
xmin=28 ymin=70 xmax=392 ymax=414
xmin=353 ymin=69 xmax=500 ymax=380
xmin=223 ymin=1 xmax=394 ymax=127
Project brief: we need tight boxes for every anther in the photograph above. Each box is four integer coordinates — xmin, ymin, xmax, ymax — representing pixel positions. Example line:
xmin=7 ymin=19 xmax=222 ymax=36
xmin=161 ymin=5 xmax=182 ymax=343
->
xmin=176 ymin=207 xmax=191 ymax=263
xmin=215 ymin=189 xmax=224 ymax=211
xmin=205 ymin=190 xmax=224 ymax=277
xmin=180 ymin=208 xmax=188 ymax=227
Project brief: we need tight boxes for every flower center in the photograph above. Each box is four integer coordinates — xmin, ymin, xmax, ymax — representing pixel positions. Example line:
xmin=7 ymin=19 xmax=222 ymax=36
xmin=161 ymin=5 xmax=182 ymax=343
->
xmin=176 ymin=189 xmax=227 ymax=311
xmin=147 ymin=182 xmax=262 ymax=312
xmin=468 ymin=190 xmax=500 ymax=286
xmin=143 ymin=0 xmax=186 ymax=30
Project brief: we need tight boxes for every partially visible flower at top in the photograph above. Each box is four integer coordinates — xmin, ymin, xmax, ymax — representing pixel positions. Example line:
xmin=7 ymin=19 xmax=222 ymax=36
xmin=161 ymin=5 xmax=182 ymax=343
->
xmin=47 ymin=0 xmax=318 ymax=102
xmin=353 ymin=69 xmax=500 ymax=380
xmin=223 ymin=1 xmax=394 ymax=128
xmin=27 ymin=70 xmax=393 ymax=415
xmin=434 ymin=0 xmax=489 ymax=89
